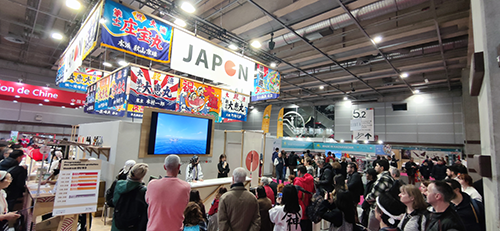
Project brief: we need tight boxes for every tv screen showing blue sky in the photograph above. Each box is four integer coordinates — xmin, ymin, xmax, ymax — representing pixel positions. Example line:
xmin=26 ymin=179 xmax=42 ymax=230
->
xmin=153 ymin=113 xmax=210 ymax=155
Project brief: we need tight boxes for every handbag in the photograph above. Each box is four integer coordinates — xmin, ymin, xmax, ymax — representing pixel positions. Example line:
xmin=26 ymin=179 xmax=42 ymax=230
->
xmin=274 ymin=158 xmax=279 ymax=166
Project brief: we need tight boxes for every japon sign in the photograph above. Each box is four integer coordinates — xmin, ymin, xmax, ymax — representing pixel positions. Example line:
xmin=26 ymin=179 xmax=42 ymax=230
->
xmin=171 ymin=29 xmax=255 ymax=95
xmin=0 ymin=80 xmax=86 ymax=105
xmin=100 ymin=0 xmax=173 ymax=63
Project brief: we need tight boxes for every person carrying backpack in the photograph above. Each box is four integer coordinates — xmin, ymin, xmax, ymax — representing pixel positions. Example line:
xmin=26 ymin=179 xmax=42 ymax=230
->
xmin=112 ymin=163 xmax=149 ymax=231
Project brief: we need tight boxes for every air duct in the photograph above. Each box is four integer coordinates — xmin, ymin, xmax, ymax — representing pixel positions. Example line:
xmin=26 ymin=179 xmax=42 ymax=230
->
xmin=267 ymin=0 xmax=429 ymax=49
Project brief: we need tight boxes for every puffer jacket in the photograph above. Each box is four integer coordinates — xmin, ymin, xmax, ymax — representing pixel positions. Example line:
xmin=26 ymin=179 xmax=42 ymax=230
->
xmin=318 ymin=164 xmax=334 ymax=193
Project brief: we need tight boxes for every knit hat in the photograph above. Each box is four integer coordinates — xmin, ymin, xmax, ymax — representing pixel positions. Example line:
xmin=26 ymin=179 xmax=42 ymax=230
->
xmin=0 ymin=171 xmax=7 ymax=181
xmin=376 ymin=193 xmax=406 ymax=227
xmin=123 ymin=160 xmax=137 ymax=172
xmin=128 ymin=163 xmax=148 ymax=182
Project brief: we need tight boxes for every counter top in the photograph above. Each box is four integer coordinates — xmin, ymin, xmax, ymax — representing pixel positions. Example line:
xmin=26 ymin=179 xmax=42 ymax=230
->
xmin=189 ymin=176 xmax=251 ymax=188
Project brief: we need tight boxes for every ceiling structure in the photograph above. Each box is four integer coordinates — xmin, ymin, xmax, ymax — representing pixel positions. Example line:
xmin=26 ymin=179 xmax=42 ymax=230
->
xmin=0 ymin=0 xmax=471 ymax=106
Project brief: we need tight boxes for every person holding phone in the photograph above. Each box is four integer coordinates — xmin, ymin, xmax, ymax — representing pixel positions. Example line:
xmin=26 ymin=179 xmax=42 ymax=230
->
xmin=0 ymin=171 xmax=20 ymax=229
xmin=217 ymin=154 xmax=230 ymax=178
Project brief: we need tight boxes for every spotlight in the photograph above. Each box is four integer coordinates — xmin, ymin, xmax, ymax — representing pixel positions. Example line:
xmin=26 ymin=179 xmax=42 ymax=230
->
xmin=44 ymin=99 xmax=49 ymax=102
xmin=400 ymin=73 xmax=409 ymax=78
xmin=319 ymin=86 xmax=324 ymax=90
xmin=118 ymin=60 xmax=128 ymax=66
xmin=268 ymin=33 xmax=275 ymax=50
xmin=270 ymin=62 xmax=277 ymax=68
xmin=51 ymin=32 xmax=63 ymax=40
xmin=364 ymin=140 xmax=369 ymax=144
xmin=414 ymin=89 xmax=420 ymax=94
xmin=228 ymin=44 xmax=238 ymax=50
xmin=61 ymin=106 xmax=66 ymax=108
xmin=372 ymin=36 xmax=382 ymax=44
xmin=251 ymin=40 xmax=261 ymax=48
xmin=14 ymin=95 xmax=20 ymax=98
xmin=424 ymin=79 xmax=429 ymax=83
xmin=181 ymin=2 xmax=195 ymax=13
xmin=340 ymin=139 xmax=344 ymax=143
xmin=352 ymin=139 xmax=357 ymax=143
xmin=66 ymin=0 xmax=81 ymax=9
xmin=13 ymin=100 xmax=18 ymax=103
xmin=38 ymin=103 xmax=43 ymax=106
xmin=70 ymin=103 xmax=75 ymax=106
xmin=378 ymin=140 xmax=384 ymax=144
xmin=250 ymin=106 xmax=255 ymax=109
xmin=103 ymin=62 xmax=112 ymax=67
xmin=174 ymin=18 xmax=187 ymax=27
xmin=343 ymin=96 xmax=348 ymax=100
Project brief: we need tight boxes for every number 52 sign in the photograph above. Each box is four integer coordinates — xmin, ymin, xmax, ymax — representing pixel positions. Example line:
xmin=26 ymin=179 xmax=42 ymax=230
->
xmin=352 ymin=108 xmax=374 ymax=141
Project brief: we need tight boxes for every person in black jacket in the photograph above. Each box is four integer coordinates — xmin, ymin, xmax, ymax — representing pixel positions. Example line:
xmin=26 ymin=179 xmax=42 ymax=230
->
xmin=431 ymin=159 xmax=447 ymax=181
xmin=318 ymin=176 xmax=356 ymax=230
xmin=346 ymin=162 xmax=363 ymax=205
xmin=288 ymin=151 xmax=298 ymax=177
xmin=275 ymin=152 xmax=285 ymax=183
xmin=419 ymin=161 xmax=431 ymax=180
xmin=405 ymin=158 xmax=418 ymax=185
xmin=0 ymin=150 xmax=27 ymax=211
xmin=426 ymin=181 xmax=466 ymax=231
xmin=361 ymin=168 xmax=377 ymax=227
xmin=217 ymin=154 xmax=230 ymax=178
xmin=446 ymin=179 xmax=485 ymax=231
xmin=315 ymin=158 xmax=333 ymax=194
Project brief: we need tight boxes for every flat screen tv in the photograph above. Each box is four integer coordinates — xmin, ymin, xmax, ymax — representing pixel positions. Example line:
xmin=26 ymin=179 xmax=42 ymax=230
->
xmin=139 ymin=108 xmax=214 ymax=157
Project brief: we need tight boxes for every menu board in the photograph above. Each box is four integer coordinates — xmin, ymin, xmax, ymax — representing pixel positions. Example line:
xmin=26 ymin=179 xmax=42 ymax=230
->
xmin=53 ymin=160 xmax=102 ymax=216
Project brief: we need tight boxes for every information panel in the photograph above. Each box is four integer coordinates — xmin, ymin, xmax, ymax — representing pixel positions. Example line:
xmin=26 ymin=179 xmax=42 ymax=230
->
xmin=53 ymin=160 xmax=102 ymax=216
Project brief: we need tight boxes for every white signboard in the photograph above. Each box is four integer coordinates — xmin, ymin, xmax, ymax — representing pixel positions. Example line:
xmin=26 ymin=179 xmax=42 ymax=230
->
xmin=56 ymin=2 xmax=102 ymax=85
xmin=350 ymin=118 xmax=362 ymax=131
xmin=352 ymin=108 xmax=374 ymax=141
xmin=53 ymin=160 xmax=102 ymax=216
xmin=171 ymin=29 xmax=255 ymax=94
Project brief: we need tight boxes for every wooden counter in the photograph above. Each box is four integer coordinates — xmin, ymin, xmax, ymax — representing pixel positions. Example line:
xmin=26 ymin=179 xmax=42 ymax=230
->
xmin=189 ymin=177 xmax=252 ymax=212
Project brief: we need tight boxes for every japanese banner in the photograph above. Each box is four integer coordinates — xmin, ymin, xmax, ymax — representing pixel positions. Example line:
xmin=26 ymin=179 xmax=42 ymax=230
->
xmin=127 ymin=104 xmax=144 ymax=118
xmin=108 ymin=67 xmax=129 ymax=107
xmin=252 ymin=64 xmax=281 ymax=101
xmin=220 ymin=90 xmax=249 ymax=121
xmin=59 ymin=67 xmax=105 ymax=92
xmin=84 ymin=83 xmax=97 ymax=113
xmin=128 ymin=66 xmax=179 ymax=110
xmin=94 ymin=77 xmax=111 ymax=110
xmin=176 ymin=79 xmax=221 ymax=119
xmin=100 ymin=0 xmax=173 ymax=63
xmin=56 ymin=2 xmax=103 ymax=85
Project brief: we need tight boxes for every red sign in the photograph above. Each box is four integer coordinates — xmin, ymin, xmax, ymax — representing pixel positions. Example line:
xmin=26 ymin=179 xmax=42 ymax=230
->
xmin=0 ymin=79 xmax=86 ymax=107
xmin=245 ymin=150 xmax=259 ymax=172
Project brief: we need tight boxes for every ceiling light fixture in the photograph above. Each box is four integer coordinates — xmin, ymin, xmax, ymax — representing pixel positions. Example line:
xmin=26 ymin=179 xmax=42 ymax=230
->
xmin=319 ymin=86 xmax=324 ymax=90
xmin=352 ymin=139 xmax=357 ymax=143
xmin=174 ymin=18 xmax=187 ymax=27
xmin=103 ymin=62 xmax=112 ymax=67
xmin=61 ymin=106 xmax=66 ymax=108
xmin=228 ymin=44 xmax=238 ymax=50
xmin=268 ymin=33 xmax=275 ymax=50
xmin=343 ymin=96 xmax=348 ymax=100
xmin=66 ymin=0 xmax=81 ymax=10
xmin=250 ymin=106 xmax=255 ymax=109
xmin=70 ymin=103 xmax=75 ymax=106
xmin=270 ymin=62 xmax=277 ymax=68
xmin=424 ymin=79 xmax=429 ymax=83
xmin=13 ymin=100 xmax=18 ymax=103
xmin=364 ymin=140 xmax=369 ymax=144
xmin=14 ymin=95 xmax=20 ymax=98
xmin=372 ymin=36 xmax=382 ymax=44
xmin=251 ymin=40 xmax=261 ymax=48
xmin=378 ymin=140 xmax=384 ymax=144
xmin=180 ymin=2 xmax=195 ymax=13
xmin=51 ymin=32 xmax=63 ymax=40
xmin=340 ymin=139 xmax=344 ymax=143
xmin=118 ymin=60 xmax=128 ymax=66
xmin=44 ymin=99 xmax=49 ymax=102
xmin=414 ymin=89 xmax=420 ymax=94
xmin=400 ymin=72 xmax=409 ymax=78
xmin=38 ymin=103 xmax=43 ymax=106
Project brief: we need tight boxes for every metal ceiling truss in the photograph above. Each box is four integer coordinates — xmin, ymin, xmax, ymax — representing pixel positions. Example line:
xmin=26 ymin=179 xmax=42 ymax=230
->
xmin=430 ymin=0 xmax=452 ymax=90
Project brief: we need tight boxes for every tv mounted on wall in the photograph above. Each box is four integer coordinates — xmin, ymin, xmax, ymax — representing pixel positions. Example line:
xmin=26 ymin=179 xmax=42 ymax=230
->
xmin=139 ymin=107 xmax=214 ymax=158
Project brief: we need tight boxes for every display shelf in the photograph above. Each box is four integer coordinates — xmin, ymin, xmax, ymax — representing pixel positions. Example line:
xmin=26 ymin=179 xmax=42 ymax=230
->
xmin=32 ymin=136 xmax=111 ymax=161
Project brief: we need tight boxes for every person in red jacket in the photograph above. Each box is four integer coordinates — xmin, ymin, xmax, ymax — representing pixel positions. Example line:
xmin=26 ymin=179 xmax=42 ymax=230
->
xmin=294 ymin=165 xmax=315 ymax=231
xmin=208 ymin=187 xmax=228 ymax=216
xmin=261 ymin=177 xmax=276 ymax=205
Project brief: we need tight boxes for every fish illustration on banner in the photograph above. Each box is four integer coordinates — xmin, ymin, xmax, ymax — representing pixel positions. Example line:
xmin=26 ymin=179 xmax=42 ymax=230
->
xmin=177 ymin=79 xmax=221 ymax=119
xmin=59 ymin=67 xmax=105 ymax=92
xmin=100 ymin=0 xmax=173 ymax=63
xmin=220 ymin=90 xmax=249 ymax=121
xmin=108 ymin=67 xmax=130 ymax=107
xmin=252 ymin=64 xmax=281 ymax=101
xmin=128 ymin=66 xmax=179 ymax=110
xmin=277 ymin=108 xmax=284 ymax=138
xmin=261 ymin=105 xmax=272 ymax=133
xmin=94 ymin=76 xmax=111 ymax=110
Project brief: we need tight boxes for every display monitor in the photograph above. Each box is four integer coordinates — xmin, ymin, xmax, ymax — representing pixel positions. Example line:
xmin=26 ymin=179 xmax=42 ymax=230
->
xmin=139 ymin=108 xmax=214 ymax=157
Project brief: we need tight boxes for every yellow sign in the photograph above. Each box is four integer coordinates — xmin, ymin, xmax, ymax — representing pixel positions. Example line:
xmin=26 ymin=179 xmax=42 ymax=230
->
xmin=261 ymin=105 xmax=272 ymax=133
xmin=277 ymin=108 xmax=284 ymax=138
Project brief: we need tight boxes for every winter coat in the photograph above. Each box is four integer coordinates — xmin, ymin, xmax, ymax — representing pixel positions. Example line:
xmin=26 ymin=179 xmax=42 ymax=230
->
xmin=294 ymin=173 xmax=315 ymax=220
xmin=426 ymin=205 xmax=466 ymax=231
xmin=318 ymin=164 xmax=334 ymax=193
xmin=111 ymin=180 xmax=148 ymax=231
xmin=346 ymin=172 xmax=364 ymax=204
xmin=431 ymin=163 xmax=447 ymax=180
xmin=257 ymin=197 xmax=273 ymax=231
xmin=218 ymin=183 xmax=260 ymax=231
xmin=217 ymin=161 xmax=230 ymax=178
xmin=0 ymin=157 xmax=27 ymax=201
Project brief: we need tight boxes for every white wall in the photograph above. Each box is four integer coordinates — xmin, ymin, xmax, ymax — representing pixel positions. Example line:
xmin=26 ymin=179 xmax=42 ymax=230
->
xmin=335 ymin=94 xmax=464 ymax=144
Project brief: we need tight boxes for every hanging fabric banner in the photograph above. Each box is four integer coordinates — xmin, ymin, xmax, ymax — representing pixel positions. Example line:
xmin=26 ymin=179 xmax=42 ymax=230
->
xmin=84 ymin=83 xmax=97 ymax=112
xmin=108 ymin=67 xmax=130 ymax=107
xmin=277 ymin=108 xmax=284 ymax=138
xmin=252 ymin=64 xmax=281 ymax=101
xmin=261 ymin=105 xmax=272 ymax=133
xmin=220 ymin=90 xmax=249 ymax=121
xmin=177 ymin=79 xmax=221 ymax=119
xmin=128 ymin=66 xmax=179 ymax=110
xmin=58 ymin=67 xmax=105 ymax=92
xmin=100 ymin=0 xmax=173 ymax=63
xmin=94 ymin=76 xmax=111 ymax=110
xmin=127 ymin=104 xmax=144 ymax=118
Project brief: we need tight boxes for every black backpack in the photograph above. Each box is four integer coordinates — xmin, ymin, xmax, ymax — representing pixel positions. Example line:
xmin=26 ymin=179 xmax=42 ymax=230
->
xmin=113 ymin=186 xmax=145 ymax=229
xmin=306 ymin=190 xmax=325 ymax=223
xmin=105 ymin=180 xmax=118 ymax=207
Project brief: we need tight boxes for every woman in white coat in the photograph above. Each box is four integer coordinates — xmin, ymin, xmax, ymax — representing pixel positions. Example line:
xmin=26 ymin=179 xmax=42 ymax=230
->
xmin=269 ymin=185 xmax=302 ymax=231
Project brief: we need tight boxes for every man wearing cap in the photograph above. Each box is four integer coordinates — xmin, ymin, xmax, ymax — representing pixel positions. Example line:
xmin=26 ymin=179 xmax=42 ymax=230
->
xmin=426 ymin=181 xmax=466 ymax=231
xmin=374 ymin=192 xmax=406 ymax=231
xmin=186 ymin=155 xmax=204 ymax=182
xmin=365 ymin=159 xmax=394 ymax=231
xmin=0 ymin=150 xmax=27 ymax=210
xmin=146 ymin=155 xmax=191 ymax=231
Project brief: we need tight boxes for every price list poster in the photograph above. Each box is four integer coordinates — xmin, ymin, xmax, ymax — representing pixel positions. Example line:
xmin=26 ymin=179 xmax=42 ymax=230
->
xmin=53 ymin=160 xmax=102 ymax=216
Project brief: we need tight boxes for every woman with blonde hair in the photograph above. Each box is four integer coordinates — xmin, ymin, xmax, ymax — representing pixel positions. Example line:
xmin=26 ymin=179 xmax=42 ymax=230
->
xmin=398 ymin=184 xmax=428 ymax=231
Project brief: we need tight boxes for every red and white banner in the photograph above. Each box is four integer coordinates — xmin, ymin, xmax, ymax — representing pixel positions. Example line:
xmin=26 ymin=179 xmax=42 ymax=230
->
xmin=0 ymin=79 xmax=86 ymax=107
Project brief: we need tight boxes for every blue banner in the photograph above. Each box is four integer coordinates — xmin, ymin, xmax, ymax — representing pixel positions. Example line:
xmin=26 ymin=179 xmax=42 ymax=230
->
xmin=281 ymin=140 xmax=314 ymax=150
xmin=84 ymin=83 xmax=97 ymax=112
xmin=128 ymin=66 xmax=179 ymax=110
xmin=252 ymin=64 xmax=281 ymax=101
xmin=220 ymin=90 xmax=249 ymax=121
xmin=101 ymin=0 xmax=173 ymax=63
xmin=108 ymin=67 xmax=129 ymax=107
xmin=313 ymin=143 xmax=379 ymax=153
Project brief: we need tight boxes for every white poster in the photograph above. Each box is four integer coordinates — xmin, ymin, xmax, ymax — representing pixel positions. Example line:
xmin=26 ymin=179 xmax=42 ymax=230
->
xmin=220 ymin=90 xmax=250 ymax=121
xmin=56 ymin=2 xmax=102 ymax=85
xmin=171 ymin=29 xmax=255 ymax=95
xmin=53 ymin=160 xmax=102 ymax=216
xmin=242 ymin=132 xmax=264 ymax=187
xmin=352 ymin=108 xmax=374 ymax=141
